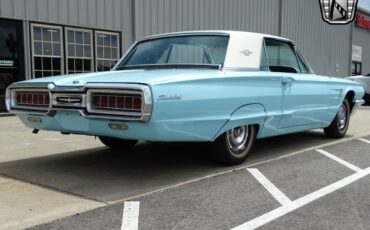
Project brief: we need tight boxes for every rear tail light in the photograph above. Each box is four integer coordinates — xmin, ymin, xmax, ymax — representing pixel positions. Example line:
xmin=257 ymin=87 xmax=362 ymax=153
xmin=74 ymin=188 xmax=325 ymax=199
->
xmin=92 ymin=94 xmax=142 ymax=111
xmin=15 ymin=92 xmax=50 ymax=107
xmin=91 ymin=93 xmax=142 ymax=112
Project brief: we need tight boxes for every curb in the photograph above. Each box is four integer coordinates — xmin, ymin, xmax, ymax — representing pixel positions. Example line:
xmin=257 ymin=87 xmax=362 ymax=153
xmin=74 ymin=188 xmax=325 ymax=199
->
xmin=0 ymin=113 xmax=14 ymax=117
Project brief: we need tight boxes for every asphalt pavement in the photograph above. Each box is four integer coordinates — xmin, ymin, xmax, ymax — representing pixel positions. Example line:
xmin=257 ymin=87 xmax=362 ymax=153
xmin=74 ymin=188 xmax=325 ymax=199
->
xmin=0 ymin=106 xmax=369 ymax=230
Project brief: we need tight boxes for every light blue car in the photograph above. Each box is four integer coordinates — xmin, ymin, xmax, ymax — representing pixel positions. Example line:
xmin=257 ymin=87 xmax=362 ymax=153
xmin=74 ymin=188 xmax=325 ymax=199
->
xmin=6 ymin=31 xmax=365 ymax=165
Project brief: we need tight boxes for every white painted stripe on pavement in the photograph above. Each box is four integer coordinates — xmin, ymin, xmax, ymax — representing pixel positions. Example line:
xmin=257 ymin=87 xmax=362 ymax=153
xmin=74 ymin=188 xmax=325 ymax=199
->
xmin=316 ymin=149 xmax=362 ymax=172
xmin=247 ymin=168 xmax=292 ymax=206
xmin=358 ymin=138 xmax=370 ymax=144
xmin=232 ymin=167 xmax=370 ymax=230
xmin=121 ymin=201 xmax=140 ymax=230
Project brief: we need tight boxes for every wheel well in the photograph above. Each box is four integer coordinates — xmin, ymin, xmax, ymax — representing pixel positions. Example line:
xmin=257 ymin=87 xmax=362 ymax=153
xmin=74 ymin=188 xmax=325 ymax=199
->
xmin=254 ymin=124 xmax=260 ymax=136
xmin=345 ymin=91 xmax=355 ymax=111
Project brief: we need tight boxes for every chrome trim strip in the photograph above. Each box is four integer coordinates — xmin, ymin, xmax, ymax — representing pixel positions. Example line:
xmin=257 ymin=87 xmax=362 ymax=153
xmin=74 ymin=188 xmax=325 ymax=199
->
xmin=5 ymin=87 xmax=11 ymax=112
xmin=140 ymin=31 xmax=230 ymax=41
xmin=46 ymin=108 xmax=147 ymax=122
xmin=7 ymin=82 xmax=51 ymax=89
xmin=222 ymin=67 xmax=260 ymax=72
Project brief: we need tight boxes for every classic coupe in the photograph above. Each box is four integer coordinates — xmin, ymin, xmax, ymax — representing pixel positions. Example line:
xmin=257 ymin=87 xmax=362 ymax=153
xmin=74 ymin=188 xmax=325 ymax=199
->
xmin=6 ymin=31 xmax=365 ymax=165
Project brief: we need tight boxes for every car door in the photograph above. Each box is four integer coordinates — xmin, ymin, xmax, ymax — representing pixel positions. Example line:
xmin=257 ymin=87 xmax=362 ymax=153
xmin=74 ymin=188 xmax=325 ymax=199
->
xmin=264 ymin=39 xmax=330 ymax=129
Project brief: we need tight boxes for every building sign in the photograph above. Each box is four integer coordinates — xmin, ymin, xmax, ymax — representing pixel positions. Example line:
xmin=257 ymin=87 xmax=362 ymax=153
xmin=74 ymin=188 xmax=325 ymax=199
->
xmin=352 ymin=45 xmax=362 ymax=62
xmin=356 ymin=13 xmax=370 ymax=30
xmin=319 ymin=0 xmax=359 ymax=24
xmin=0 ymin=60 xmax=14 ymax=67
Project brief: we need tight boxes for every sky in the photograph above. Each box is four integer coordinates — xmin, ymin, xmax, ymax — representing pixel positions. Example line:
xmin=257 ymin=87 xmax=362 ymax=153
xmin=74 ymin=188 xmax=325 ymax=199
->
xmin=358 ymin=0 xmax=370 ymax=12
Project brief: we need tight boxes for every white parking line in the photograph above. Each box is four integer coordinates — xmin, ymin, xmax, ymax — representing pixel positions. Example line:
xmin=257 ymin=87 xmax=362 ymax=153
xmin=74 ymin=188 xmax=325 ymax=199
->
xmin=358 ymin=138 xmax=370 ymax=144
xmin=121 ymin=201 xmax=140 ymax=230
xmin=111 ymin=134 xmax=370 ymax=205
xmin=232 ymin=167 xmax=370 ymax=230
xmin=247 ymin=168 xmax=292 ymax=206
xmin=45 ymin=138 xmax=63 ymax=141
xmin=316 ymin=149 xmax=362 ymax=172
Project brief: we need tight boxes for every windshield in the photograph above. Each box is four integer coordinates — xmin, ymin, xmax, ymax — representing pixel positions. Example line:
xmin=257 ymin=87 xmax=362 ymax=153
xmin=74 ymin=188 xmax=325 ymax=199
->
xmin=116 ymin=35 xmax=229 ymax=70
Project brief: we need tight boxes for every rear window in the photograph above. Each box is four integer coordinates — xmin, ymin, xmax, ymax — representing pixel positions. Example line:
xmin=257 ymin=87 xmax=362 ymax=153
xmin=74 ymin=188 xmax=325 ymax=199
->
xmin=118 ymin=35 xmax=229 ymax=67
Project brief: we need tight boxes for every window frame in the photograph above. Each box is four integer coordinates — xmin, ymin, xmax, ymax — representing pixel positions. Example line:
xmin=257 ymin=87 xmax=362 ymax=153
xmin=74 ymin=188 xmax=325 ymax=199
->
xmin=65 ymin=27 xmax=94 ymax=74
xmin=95 ymin=30 xmax=120 ymax=72
xmin=30 ymin=23 xmax=64 ymax=78
xmin=262 ymin=38 xmax=313 ymax=74
xmin=294 ymin=46 xmax=313 ymax=74
xmin=260 ymin=39 xmax=269 ymax=71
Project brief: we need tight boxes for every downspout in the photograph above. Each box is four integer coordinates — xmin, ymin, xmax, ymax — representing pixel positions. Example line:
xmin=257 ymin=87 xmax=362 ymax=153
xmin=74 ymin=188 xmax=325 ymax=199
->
xmin=349 ymin=19 xmax=354 ymax=76
xmin=131 ymin=0 xmax=136 ymax=42
xmin=278 ymin=0 xmax=283 ymax=36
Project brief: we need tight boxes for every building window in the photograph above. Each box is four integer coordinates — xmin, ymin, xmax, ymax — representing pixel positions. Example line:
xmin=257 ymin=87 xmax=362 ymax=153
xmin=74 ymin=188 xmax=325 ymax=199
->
xmin=95 ymin=31 xmax=120 ymax=71
xmin=65 ymin=28 xmax=93 ymax=74
xmin=31 ymin=24 xmax=63 ymax=78
xmin=351 ymin=61 xmax=362 ymax=75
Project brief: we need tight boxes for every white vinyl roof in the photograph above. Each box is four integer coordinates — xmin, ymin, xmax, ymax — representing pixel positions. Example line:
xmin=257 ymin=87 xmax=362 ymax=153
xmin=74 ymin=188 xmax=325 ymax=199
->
xmin=142 ymin=30 xmax=294 ymax=70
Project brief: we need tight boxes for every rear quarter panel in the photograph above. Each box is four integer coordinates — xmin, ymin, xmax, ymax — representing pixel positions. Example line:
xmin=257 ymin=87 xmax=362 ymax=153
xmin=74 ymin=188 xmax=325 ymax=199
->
xmin=149 ymin=71 xmax=283 ymax=141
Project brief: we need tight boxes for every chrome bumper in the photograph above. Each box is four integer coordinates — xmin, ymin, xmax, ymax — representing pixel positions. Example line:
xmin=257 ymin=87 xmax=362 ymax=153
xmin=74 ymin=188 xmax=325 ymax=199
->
xmin=351 ymin=99 xmax=364 ymax=116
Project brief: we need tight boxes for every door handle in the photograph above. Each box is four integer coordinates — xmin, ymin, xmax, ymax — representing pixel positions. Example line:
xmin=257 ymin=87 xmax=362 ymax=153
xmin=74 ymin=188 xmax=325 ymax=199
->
xmin=282 ymin=77 xmax=294 ymax=86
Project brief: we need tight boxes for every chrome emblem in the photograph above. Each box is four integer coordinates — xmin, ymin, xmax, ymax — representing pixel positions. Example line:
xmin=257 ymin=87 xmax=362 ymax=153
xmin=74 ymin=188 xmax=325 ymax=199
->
xmin=157 ymin=95 xmax=182 ymax=101
xmin=241 ymin=49 xmax=253 ymax=56
xmin=72 ymin=80 xmax=85 ymax=84
xmin=57 ymin=97 xmax=82 ymax=103
xmin=319 ymin=0 xmax=359 ymax=24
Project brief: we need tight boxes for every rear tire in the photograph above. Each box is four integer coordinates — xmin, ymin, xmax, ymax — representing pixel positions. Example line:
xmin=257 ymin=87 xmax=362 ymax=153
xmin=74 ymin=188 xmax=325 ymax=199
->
xmin=211 ymin=125 xmax=256 ymax=166
xmin=324 ymin=99 xmax=350 ymax=138
xmin=98 ymin=136 xmax=138 ymax=149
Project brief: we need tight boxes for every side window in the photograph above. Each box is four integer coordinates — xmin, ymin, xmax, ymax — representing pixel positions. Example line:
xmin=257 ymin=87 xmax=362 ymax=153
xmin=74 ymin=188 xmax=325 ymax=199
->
xmin=296 ymin=48 xmax=310 ymax=74
xmin=265 ymin=39 xmax=300 ymax=73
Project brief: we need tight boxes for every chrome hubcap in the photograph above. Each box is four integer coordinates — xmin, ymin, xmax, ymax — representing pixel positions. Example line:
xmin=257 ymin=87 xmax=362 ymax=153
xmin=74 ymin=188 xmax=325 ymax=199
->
xmin=337 ymin=103 xmax=347 ymax=130
xmin=227 ymin=126 xmax=249 ymax=153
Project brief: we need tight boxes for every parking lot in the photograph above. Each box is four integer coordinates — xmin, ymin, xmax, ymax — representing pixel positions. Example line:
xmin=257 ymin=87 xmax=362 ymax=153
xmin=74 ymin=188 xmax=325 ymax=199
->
xmin=0 ymin=106 xmax=369 ymax=230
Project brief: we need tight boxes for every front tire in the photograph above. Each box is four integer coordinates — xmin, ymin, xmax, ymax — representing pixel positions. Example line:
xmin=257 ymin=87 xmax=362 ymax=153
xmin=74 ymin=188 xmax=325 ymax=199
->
xmin=324 ymin=99 xmax=350 ymax=138
xmin=211 ymin=125 xmax=256 ymax=166
xmin=98 ymin=136 xmax=138 ymax=149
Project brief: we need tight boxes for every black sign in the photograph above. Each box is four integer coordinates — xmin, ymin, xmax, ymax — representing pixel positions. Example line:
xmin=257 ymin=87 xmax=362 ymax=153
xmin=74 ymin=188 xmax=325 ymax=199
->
xmin=0 ymin=60 xmax=14 ymax=67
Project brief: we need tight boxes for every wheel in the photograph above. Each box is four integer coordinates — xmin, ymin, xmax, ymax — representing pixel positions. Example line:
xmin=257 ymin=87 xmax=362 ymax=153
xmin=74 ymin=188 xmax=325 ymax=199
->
xmin=98 ymin=136 xmax=138 ymax=149
xmin=324 ymin=99 xmax=350 ymax=138
xmin=211 ymin=125 xmax=256 ymax=166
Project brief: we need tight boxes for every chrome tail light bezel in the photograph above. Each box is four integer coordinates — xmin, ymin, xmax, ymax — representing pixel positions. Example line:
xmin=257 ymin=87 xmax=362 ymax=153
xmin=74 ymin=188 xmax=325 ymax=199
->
xmin=85 ymin=84 xmax=152 ymax=122
xmin=5 ymin=87 xmax=11 ymax=112
xmin=6 ymin=84 xmax=52 ymax=114
xmin=6 ymin=83 xmax=153 ymax=122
